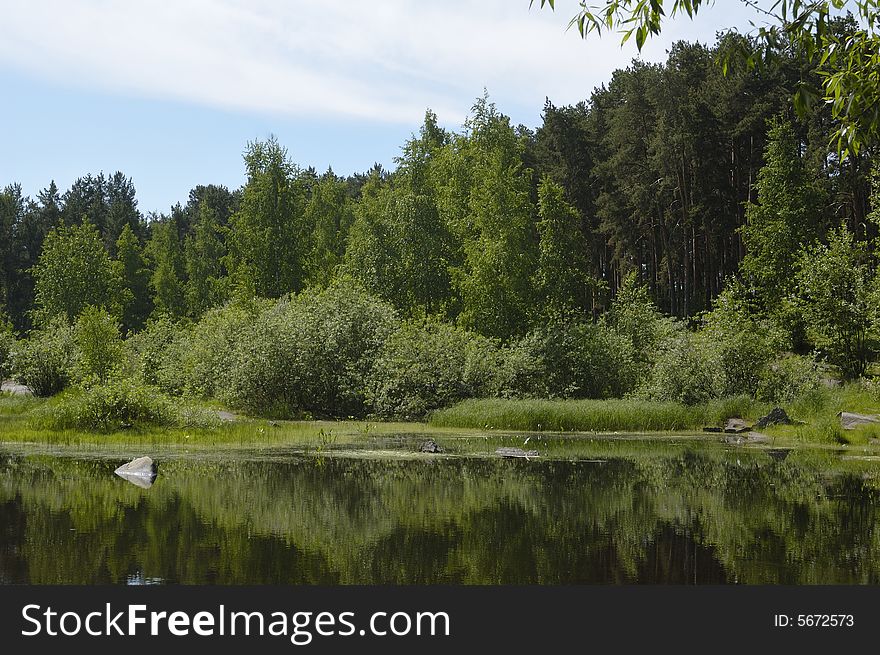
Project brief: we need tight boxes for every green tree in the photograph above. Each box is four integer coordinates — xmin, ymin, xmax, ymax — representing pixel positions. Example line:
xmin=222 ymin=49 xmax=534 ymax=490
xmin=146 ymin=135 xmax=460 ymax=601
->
xmin=536 ymin=0 xmax=880 ymax=155
xmin=61 ymin=174 xmax=107 ymax=229
xmin=303 ymin=171 xmax=354 ymax=287
xmin=741 ymin=118 xmax=826 ymax=304
xmin=145 ymin=217 xmax=186 ymax=318
xmin=606 ymin=271 xmax=678 ymax=381
xmin=104 ymin=172 xmax=142 ymax=254
xmin=341 ymin=174 xmax=401 ymax=304
xmin=227 ymin=137 xmax=307 ymax=298
xmin=72 ymin=306 xmax=124 ymax=385
xmin=535 ymin=176 xmax=593 ymax=315
xmin=7 ymin=182 xmax=62 ymax=329
xmin=184 ymin=203 xmax=228 ymax=317
xmin=343 ymin=115 xmax=454 ymax=317
xmin=114 ymin=224 xmax=151 ymax=333
xmin=795 ymin=226 xmax=878 ymax=379
xmin=32 ymin=221 xmax=122 ymax=324
xmin=0 ymin=184 xmax=24 ymax=315
xmin=433 ymin=96 xmax=538 ymax=339
xmin=0 ymin=312 xmax=14 ymax=380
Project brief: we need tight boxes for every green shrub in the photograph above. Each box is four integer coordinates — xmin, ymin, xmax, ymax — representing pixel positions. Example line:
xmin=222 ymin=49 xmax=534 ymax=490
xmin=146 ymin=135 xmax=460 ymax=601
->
xmin=714 ymin=329 xmax=776 ymax=397
xmin=369 ymin=319 xmax=502 ymax=419
xmin=177 ymin=303 xmax=257 ymax=398
xmin=496 ymin=337 xmax=547 ymax=398
xmin=795 ymin=227 xmax=878 ymax=380
xmin=127 ymin=315 xmax=189 ymax=395
xmin=11 ymin=317 xmax=75 ymax=396
xmin=0 ymin=314 xmax=14 ymax=380
xmin=757 ymin=355 xmax=822 ymax=404
xmin=36 ymin=379 xmax=218 ymax=431
xmin=39 ymin=379 xmax=175 ymax=430
xmin=72 ymin=306 xmax=124 ymax=385
xmin=506 ymin=320 xmax=636 ymax=399
xmin=606 ymin=272 xmax=681 ymax=383
xmin=699 ymin=284 xmax=782 ymax=397
xmin=227 ymin=282 xmax=397 ymax=417
xmin=641 ymin=332 xmax=720 ymax=405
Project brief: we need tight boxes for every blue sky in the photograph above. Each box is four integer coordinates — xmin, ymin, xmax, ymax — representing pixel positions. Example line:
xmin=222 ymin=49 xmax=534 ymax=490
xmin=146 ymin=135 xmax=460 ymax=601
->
xmin=0 ymin=1 xmax=759 ymax=214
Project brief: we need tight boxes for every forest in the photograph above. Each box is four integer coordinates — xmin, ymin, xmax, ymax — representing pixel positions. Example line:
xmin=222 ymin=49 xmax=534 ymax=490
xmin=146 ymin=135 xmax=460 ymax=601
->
xmin=2 ymin=22 xmax=880 ymax=432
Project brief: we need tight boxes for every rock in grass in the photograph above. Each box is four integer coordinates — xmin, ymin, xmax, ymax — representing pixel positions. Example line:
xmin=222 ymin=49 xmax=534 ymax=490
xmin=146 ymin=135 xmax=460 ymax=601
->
xmin=755 ymin=407 xmax=793 ymax=429
xmin=0 ymin=381 xmax=31 ymax=396
xmin=839 ymin=412 xmax=880 ymax=430
xmin=114 ymin=456 xmax=157 ymax=489
xmin=496 ymin=447 xmax=539 ymax=459
xmin=419 ymin=439 xmax=443 ymax=453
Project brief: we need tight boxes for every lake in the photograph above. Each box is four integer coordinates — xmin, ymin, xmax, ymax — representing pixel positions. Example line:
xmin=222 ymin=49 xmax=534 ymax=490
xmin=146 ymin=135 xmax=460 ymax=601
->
xmin=1 ymin=438 xmax=879 ymax=584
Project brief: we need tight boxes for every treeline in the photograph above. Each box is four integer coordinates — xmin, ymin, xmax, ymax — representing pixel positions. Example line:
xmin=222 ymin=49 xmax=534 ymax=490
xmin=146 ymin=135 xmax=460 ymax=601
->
xmin=2 ymin=31 xmax=874 ymax=334
xmin=2 ymin=27 xmax=880 ymax=424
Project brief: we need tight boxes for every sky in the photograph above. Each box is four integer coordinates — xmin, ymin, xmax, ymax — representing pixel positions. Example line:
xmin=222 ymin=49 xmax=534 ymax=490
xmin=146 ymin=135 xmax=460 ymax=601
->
xmin=0 ymin=0 xmax=761 ymax=214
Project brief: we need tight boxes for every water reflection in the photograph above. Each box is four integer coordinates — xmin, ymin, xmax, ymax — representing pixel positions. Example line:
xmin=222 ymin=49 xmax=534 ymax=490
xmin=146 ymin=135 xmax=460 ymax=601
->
xmin=0 ymin=447 xmax=879 ymax=584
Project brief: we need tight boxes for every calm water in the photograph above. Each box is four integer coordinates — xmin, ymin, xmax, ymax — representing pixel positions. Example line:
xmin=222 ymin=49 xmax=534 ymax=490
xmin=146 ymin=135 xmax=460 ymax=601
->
xmin=1 ymin=443 xmax=880 ymax=584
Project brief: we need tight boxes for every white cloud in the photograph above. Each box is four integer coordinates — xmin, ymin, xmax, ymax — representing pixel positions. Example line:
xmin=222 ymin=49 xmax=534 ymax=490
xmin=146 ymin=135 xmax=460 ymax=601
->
xmin=0 ymin=0 xmax=755 ymax=126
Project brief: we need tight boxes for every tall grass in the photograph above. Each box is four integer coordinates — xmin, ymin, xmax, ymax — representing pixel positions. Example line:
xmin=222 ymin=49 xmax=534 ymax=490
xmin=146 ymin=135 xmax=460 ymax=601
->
xmin=429 ymin=396 xmax=763 ymax=433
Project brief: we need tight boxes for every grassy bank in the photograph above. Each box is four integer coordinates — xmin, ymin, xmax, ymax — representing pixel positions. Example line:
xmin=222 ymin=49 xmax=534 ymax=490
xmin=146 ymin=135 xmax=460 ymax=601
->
xmin=429 ymin=397 xmax=764 ymax=433
xmin=5 ymin=383 xmax=880 ymax=451
xmin=0 ymin=392 xmax=437 ymax=450
xmin=429 ymin=386 xmax=880 ymax=445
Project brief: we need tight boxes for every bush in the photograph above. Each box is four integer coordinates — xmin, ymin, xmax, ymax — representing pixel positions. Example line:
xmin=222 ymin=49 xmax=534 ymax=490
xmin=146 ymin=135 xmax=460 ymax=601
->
xmin=176 ymin=303 xmax=257 ymax=398
xmin=606 ymin=272 xmax=680 ymax=383
xmin=369 ymin=319 xmax=502 ymax=419
xmin=506 ymin=320 xmax=637 ymax=399
xmin=227 ymin=282 xmax=397 ymax=417
xmin=699 ymin=283 xmax=781 ymax=398
xmin=641 ymin=332 xmax=720 ymax=405
xmin=0 ymin=314 xmax=14 ymax=380
xmin=11 ymin=317 xmax=75 ymax=396
xmin=39 ymin=379 xmax=177 ymax=431
xmin=128 ymin=300 xmax=270 ymax=399
xmin=496 ymin=337 xmax=547 ymax=398
xmin=36 ymin=379 xmax=220 ymax=432
xmin=127 ymin=315 xmax=189 ymax=395
xmin=72 ymin=306 xmax=124 ymax=385
xmin=757 ymin=355 xmax=822 ymax=404
xmin=795 ymin=227 xmax=878 ymax=379
xmin=713 ymin=329 xmax=777 ymax=397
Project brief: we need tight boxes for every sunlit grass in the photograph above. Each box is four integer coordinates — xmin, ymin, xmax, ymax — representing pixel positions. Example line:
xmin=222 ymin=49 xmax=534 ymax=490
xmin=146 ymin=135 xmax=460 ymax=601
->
xmin=4 ymin=383 xmax=880 ymax=453
xmin=429 ymin=396 xmax=766 ymax=433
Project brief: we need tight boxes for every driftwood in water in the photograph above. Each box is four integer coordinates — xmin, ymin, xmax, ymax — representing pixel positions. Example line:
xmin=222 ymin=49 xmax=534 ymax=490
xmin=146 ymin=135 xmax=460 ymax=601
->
xmin=496 ymin=447 xmax=539 ymax=459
